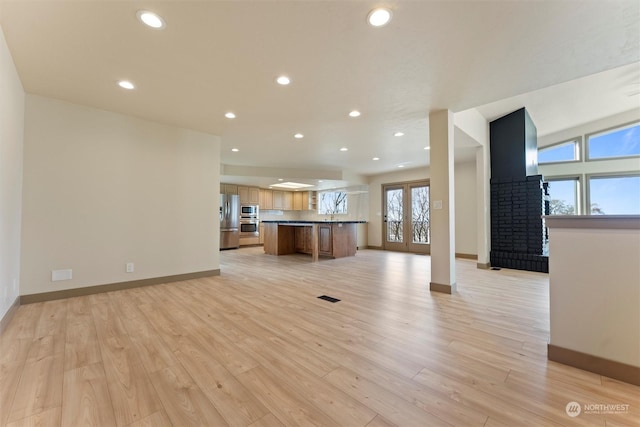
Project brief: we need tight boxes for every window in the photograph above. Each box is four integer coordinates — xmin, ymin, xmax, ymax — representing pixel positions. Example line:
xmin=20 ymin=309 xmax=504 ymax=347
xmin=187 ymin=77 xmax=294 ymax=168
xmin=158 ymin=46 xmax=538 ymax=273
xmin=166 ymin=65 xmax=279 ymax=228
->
xmin=588 ymin=175 xmax=640 ymax=215
xmin=538 ymin=140 xmax=579 ymax=164
xmin=587 ymin=122 xmax=640 ymax=160
xmin=318 ymin=191 xmax=347 ymax=215
xmin=547 ymin=178 xmax=580 ymax=215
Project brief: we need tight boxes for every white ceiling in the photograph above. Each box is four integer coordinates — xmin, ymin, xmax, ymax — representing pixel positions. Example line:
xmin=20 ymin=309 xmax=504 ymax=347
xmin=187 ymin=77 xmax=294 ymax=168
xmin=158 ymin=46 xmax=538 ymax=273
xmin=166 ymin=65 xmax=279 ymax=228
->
xmin=1 ymin=1 xmax=638 ymax=188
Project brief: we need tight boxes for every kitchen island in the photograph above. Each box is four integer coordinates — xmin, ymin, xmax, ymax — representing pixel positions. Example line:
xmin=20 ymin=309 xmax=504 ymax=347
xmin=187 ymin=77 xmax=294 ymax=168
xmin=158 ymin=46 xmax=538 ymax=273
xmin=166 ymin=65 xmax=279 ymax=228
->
xmin=262 ymin=220 xmax=364 ymax=262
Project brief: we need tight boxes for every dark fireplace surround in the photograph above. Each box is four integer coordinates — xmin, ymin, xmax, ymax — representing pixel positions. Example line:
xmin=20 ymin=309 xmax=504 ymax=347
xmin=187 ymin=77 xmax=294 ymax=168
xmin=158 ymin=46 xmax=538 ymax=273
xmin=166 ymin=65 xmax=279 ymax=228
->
xmin=489 ymin=108 xmax=549 ymax=273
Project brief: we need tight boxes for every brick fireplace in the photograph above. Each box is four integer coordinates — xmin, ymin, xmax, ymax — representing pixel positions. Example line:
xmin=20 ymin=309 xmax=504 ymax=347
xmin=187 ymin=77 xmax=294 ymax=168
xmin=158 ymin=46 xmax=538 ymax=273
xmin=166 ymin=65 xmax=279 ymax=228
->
xmin=489 ymin=108 xmax=549 ymax=273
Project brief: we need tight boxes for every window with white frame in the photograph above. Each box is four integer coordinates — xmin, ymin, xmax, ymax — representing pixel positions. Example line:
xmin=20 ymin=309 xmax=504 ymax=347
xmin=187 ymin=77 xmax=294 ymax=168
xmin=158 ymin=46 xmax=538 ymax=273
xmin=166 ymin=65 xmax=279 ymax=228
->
xmin=588 ymin=174 xmax=640 ymax=215
xmin=318 ymin=191 xmax=347 ymax=215
xmin=587 ymin=122 xmax=640 ymax=160
xmin=538 ymin=139 xmax=580 ymax=164
xmin=547 ymin=177 xmax=580 ymax=215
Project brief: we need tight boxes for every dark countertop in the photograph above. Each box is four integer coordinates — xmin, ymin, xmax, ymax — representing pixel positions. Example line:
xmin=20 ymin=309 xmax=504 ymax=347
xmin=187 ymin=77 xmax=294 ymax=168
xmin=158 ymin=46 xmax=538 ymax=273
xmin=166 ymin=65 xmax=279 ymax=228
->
xmin=261 ymin=220 xmax=366 ymax=224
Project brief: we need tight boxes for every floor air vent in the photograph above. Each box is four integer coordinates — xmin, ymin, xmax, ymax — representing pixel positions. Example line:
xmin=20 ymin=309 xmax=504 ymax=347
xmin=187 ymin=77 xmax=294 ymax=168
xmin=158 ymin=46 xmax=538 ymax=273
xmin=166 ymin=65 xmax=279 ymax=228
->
xmin=317 ymin=295 xmax=341 ymax=303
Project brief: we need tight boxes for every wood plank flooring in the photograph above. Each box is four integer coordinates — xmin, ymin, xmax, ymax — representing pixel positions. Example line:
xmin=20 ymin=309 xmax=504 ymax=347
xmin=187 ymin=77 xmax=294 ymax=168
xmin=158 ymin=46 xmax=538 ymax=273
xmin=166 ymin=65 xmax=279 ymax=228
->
xmin=1 ymin=248 xmax=638 ymax=426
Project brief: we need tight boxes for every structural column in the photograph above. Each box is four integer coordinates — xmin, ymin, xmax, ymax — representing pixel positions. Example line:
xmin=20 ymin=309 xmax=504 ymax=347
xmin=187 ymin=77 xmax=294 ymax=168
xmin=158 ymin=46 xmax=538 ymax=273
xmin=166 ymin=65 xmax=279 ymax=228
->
xmin=476 ymin=140 xmax=491 ymax=269
xmin=429 ymin=110 xmax=456 ymax=294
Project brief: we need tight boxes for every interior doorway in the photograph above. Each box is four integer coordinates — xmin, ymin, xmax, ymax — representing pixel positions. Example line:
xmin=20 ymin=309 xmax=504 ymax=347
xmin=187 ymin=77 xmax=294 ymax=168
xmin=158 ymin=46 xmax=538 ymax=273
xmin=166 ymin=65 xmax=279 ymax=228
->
xmin=382 ymin=180 xmax=430 ymax=254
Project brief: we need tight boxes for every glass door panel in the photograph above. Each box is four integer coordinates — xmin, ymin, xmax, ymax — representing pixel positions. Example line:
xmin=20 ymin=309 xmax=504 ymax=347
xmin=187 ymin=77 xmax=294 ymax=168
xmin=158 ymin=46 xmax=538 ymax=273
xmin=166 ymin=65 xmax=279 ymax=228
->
xmin=384 ymin=186 xmax=405 ymax=251
xmin=409 ymin=184 xmax=430 ymax=253
xmin=383 ymin=181 xmax=430 ymax=254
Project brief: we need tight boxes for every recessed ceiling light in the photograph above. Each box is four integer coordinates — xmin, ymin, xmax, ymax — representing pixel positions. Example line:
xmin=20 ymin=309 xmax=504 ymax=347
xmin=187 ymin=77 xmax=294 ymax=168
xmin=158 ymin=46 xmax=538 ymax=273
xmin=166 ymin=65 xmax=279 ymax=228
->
xmin=136 ymin=10 xmax=165 ymax=29
xmin=398 ymin=164 xmax=405 ymax=168
xmin=394 ymin=132 xmax=404 ymax=137
xmin=372 ymin=157 xmax=380 ymax=161
xmin=340 ymin=147 xmax=348 ymax=152
xmin=118 ymin=80 xmax=135 ymax=90
xmin=367 ymin=8 xmax=392 ymax=27
xmin=231 ymin=148 xmax=239 ymax=152
xmin=276 ymin=76 xmax=291 ymax=85
xmin=424 ymin=146 xmax=430 ymax=150
xmin=349 ymin=110 xmax=361 ymax=117
xmin=225 ymin=112 xmax=236 ymax=119
xmin=271 ymin=182 xmax=313 ymax=189
xmin=278 ymin=178 xmax=284 ymax=181
xmin=294 ymin=133 xmax=304 ymax=139
xmin=318 ymin=180 xmax=324 ymax=183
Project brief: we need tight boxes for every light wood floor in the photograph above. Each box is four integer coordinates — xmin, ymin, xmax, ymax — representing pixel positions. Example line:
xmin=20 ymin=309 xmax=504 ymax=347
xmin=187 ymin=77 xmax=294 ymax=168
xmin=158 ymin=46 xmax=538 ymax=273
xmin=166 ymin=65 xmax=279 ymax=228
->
xmin=1 ymin=248 xmax=638 ymax=426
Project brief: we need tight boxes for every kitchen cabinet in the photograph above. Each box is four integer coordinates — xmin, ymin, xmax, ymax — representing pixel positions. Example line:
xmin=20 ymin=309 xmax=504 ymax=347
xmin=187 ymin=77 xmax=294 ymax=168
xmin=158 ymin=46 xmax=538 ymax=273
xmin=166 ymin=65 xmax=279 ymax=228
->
xmin=293 ymin=191 xmax=315 ymax=211
xmin=239 ymin=236 xmax=259 ymax=246
xmin=307 ymin=191 xmax=317 ymax=210
xmin=259 ymin=189 xmax=273 ymax=210
xmin=294 ymin=227 xmax=313 ymax=254
xmin=249 ymin=187 xmax=260 ymax=204
xmin=293 ymin=192 xmax=303 ymax=210
xmin=259 ymin=189 xmax=316 ymax=211
xmin=220 ymin=183 xmax=238 ymax=195
xmin=263 ymin=221 xmax=358 ymax=261
xmin=238 ymin=186 xmax=259 ymax=205
xmin=272 ymin=190 xmax=284 ymax=209
xmin=272 ymin=190 xmax=293 ymax=210
xmin=283 ymin=191 xmax=293 ymax=210
xmin=318 ymin=224 xmax=332 ymax=256
xmin=259 ymin=223 xmax=264 ymax=244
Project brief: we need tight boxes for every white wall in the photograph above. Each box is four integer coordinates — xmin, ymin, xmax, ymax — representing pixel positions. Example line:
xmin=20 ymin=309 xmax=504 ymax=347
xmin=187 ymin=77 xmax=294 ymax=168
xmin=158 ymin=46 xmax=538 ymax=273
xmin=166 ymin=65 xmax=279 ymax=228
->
xmin=366 ymin=161 xmax=478 ymax=254
xmin=454 ymin=161 xmax=477 ymax=255
xmin=21 ymin=95 xmax=221 ymax=296
xmin=0 ymin=25 xmax=24 ymax=319
xmin=548 ymin=220 xmax=640 ymax=367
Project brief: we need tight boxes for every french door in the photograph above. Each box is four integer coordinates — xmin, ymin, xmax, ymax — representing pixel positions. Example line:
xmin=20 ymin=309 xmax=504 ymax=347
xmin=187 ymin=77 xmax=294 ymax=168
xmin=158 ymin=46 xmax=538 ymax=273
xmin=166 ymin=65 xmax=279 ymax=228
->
xmin=383 ymin=181 xmax=430 ymax=254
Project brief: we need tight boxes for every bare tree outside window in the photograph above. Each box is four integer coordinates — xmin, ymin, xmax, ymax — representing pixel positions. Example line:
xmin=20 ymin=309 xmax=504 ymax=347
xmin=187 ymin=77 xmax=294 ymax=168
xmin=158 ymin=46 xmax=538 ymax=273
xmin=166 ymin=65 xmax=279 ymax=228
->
xmin=319 ymin=191 xmax=347 ymax=215
xmin=411 ymin=186 xmax=430 ymax=243
xmin=386 ymin=189 xmax=403 ymax=242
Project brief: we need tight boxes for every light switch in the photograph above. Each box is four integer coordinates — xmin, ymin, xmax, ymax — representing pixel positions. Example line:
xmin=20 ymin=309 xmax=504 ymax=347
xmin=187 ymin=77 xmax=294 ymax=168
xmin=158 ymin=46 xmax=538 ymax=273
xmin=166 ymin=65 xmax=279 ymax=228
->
xmin=433 ymin=200 xmax=443 ymax=210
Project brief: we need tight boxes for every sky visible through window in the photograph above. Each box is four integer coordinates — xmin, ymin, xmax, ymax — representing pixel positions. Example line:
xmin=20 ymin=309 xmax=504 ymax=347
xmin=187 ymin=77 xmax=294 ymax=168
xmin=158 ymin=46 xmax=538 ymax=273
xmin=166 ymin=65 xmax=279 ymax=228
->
xmin=539 ymin=141 xmax=577 ymax=163
xmin=548 ymin=180 xmax=577 ymax=214
xmin=590 ymin=176 xmax=640 ymax=215
xmin=589 ymin=124 xmax=640 ymax=159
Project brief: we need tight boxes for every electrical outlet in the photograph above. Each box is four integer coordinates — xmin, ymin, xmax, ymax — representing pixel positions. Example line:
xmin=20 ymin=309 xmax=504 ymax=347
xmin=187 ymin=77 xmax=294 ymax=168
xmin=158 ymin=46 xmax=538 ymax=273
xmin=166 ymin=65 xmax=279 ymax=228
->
xmin=52 ymin=269 xmax=72 ymax=281
xmin=126 ymin=262 xmax=134 ymax=273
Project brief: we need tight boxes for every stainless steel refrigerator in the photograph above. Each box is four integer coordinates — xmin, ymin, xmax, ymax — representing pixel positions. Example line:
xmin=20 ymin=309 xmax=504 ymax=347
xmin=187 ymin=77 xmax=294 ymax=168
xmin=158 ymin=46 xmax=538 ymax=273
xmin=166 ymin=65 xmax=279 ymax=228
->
xmin=220 ymin=194 xmax=240 ymax=249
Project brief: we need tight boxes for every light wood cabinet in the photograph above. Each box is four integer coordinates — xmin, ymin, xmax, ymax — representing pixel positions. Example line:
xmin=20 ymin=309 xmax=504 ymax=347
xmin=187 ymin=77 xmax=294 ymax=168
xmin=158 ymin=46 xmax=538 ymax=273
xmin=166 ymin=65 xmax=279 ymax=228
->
xmin=283 ymin=191 xmax=293 ymax=210
xmin=272 ymin=190 xmax=284 ymax=210
xmin=238 ymin=185 xmax=249 ymax=203
xmin=256 ymin=189 xmax=317 ymax=211
xmin=272 ymin=190 xmax=293 ymax=210
xmin=238 ymin=186 xmax=260 ymax=205
xmin=259 ymin=189 xmax=273 ymax=210
xmin=259 ymin=223 xmax=264 ymax=244
xmin=248 ymin=187 xmax=259 ymax=204
xmin=308 ymin=191 xmax=317 ymax=210
xmin=220 ymin=183 xmax=238 ymax=195
xmin=293 ymin=192 xmax=303 ymax=210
